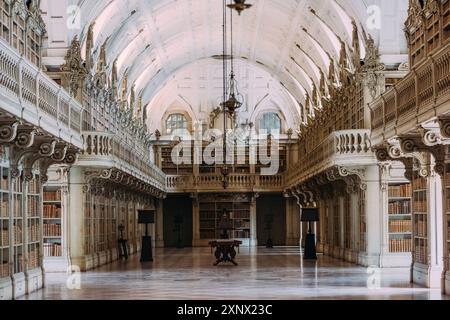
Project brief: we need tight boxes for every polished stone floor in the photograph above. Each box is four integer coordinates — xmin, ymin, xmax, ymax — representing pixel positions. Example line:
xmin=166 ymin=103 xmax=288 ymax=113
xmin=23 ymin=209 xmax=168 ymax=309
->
xmin=23 ymin=247 xmax=448 ymax=300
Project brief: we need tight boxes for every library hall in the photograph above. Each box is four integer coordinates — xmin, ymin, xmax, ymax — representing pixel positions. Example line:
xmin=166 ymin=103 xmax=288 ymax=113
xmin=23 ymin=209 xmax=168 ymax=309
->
xmin=1 ymin=0 xmax=450 ymax=302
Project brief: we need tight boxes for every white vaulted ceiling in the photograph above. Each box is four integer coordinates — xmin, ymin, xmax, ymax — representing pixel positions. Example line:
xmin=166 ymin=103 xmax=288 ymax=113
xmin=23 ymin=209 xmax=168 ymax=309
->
xmin=68 ymin=0 xmax=408 ymax=124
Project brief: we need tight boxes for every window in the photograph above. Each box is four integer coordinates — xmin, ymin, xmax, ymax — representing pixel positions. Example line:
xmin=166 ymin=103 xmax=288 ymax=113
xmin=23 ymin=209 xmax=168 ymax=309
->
xmin=259 ymin=112 xmax=281 ymax=134
xmin=166 ymin=113 xmax=188 ymax=135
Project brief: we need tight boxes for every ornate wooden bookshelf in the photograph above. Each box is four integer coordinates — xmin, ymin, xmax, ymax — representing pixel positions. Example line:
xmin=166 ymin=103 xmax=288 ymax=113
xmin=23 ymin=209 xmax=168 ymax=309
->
xmin=42 ymin=188 xmax=62 ymax=258
xmin=199 ymin=194 xmax=251 ymax=241
xmin=412 ymin=174 xmax=428 ymax=265
xmin=388 ymin=183 xmax=412 ymax=253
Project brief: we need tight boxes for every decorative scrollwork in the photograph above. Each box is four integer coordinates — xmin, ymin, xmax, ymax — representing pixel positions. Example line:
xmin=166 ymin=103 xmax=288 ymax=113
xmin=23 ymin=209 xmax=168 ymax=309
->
xmin=434 ymin=162 xmax=445 ymax=176
xmin=39 ymin=141 xmax=56 ymax=157
xmin=16 ymin=130 xmax=36 ymax=148
xmin=64 ymin=152 xmax=77 ymax=164
xmin=375 ymin=147 xmax=389 ymax=162
xmin=400 ymin=138 xmax=416 ymax=153
xmin=0 ymin=122 xmax=19 ymax=142
xmin=439 ymin=118 xmax=450 ymax=139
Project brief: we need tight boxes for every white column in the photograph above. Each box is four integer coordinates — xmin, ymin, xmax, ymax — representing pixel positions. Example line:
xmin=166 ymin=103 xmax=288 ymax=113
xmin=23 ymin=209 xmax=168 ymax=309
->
xmin=427 ymin=169 xmax=444 ymax=288
xmin=362 ymin=165 xmax=382 ymax=267
xmin=327 ymin=198 xmax=333 ymax=255
xmin=250 ymin=194 xmax=258 ymax=247
xmin=67 ymin=166 xmax=87 ymax=271
xmin=155 ymin=198 xmax=164 ymax=248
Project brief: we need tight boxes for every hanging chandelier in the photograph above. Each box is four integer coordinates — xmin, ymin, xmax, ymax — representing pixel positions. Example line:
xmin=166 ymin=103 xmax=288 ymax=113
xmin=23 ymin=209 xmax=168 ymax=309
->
xmin=227 ymin=0 xmax=252 ymax=15
xmin=221 ymin=2 xmax=244 ymax=118
xmin=220 ymin=0 xmax=251 ymax=189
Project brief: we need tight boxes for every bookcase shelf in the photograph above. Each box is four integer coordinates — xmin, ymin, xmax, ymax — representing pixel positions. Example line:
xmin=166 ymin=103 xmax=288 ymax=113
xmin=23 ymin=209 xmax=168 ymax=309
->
xmin=333 ymin=201 xmax=339 ymax=248
xmin=412 ymin=174 xmax=428 ymax=265
xmin=445 ymin=162 xmax=450 ymax=269
xmin=344 ymin=194 xmax=351 ymax=250
xmin=199 ymin=194 xmax=251 ymax=240
xmin=161 ymin=145 xmax=193 ymax=175
xmin=0 ymin=149 xmax=10 ymax=278
xmin=359 ymin=189 xmax=366 ymax=252
xmin=43 ymin=187 xmax=62 ymax=257
xmin=388 ymin=183 xmax=412 ymax=253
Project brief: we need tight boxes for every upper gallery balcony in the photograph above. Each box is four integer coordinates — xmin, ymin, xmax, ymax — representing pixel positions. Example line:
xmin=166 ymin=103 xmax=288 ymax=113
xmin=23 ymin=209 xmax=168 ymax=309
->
xmin=285 ymin=130 xmax=376 ymax=189
xmin=0 ymin=38 xmax=83 ymax=149
xmin=370 ymin=41 xmax=450 ymax=146
xmin=166 ymin=173 xmax=284 ymax=193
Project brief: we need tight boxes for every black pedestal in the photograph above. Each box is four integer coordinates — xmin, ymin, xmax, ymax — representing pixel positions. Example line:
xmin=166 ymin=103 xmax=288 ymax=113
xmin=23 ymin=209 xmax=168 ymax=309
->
xmin=304 ymin=233 xmax=317 ymax=260
xmin=140 ymin=235 xmax=153 ymax=262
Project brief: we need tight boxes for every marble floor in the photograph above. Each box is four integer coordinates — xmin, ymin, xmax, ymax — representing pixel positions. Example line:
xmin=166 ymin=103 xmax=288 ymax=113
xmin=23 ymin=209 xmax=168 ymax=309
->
xmin=23 ymin=247 xmax=448 ymax=300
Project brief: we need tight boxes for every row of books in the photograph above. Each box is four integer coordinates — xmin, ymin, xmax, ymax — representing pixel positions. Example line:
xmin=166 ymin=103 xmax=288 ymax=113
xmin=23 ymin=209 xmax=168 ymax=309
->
xmin=389 ymin=239 xmax=412 ymax=252
xmin=1 ymin=229 xmax=8 ymax=246
xmin=15 ymin=183 xmax=24 ymax=193
xmin=13 ymin=226 xmax=22 ymax=245
xmin=414 ymin=244 xmax=428 ymax=264
xmin=0 ymin=201 xmax=7 ymax=217
xmin=12 ymin=199 xmax=23 ymax=217
xmin=415 ymin=220 xmax=428 ymax=237
xmin=388 ymin=201 xmax=411 ymax=215
xmin=413 ymin=177 xmax=427 ymax=189
xmin=27 ymin=197 xmax=39 ymax=216
xmin=43 ymin=243 xmax=62 ymax=257
xmin=43 ymin=205 xmax=61 ymax=218
xmin=389 ymin=220 xmax=412 ymax=233
xmin=28 ymin=224 xmax=39 ymax=242
xmin=0 ymin=262 xmax=9 ymax=277
xmin=43 ymin=191 xmax=61 ymax=201
xmin=27 ymin=180 xmax=40 ymax=194
xmin=445 ymin=173 xmax=450 ymax=183
xmin=388 ymin=184 xmax=412 ymax=198
xmin=413 ymin=201 xmax=427 ymax=212
xmin=1 ymin=200 xmax=27 ymax=217
xmin=28 ymin=250 xmax=39 ymax=269
xmin=1 ymin=177 xmax=8 ymax=191
xmin=43 ymin=223 xmax=61 ymax=237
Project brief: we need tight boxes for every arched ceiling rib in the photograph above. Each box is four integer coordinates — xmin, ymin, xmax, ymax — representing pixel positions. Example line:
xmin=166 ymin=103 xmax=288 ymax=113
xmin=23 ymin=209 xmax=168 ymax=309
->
xmin=72 ymin=0 xmax=375 ymax=121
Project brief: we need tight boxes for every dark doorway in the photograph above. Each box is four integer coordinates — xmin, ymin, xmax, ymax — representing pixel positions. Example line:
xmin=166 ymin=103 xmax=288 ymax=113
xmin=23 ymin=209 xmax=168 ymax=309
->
xmin=256 ymin=194 xmax=286 ymax=246
xmin=163 ymin=195 xmax=193 ymax=247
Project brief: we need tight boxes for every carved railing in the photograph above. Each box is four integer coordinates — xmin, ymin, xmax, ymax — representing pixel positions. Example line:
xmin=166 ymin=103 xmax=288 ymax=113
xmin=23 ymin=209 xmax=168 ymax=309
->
xmin=0 ymin=39 xmax=83 ymax=148
xmin=370 ymin=42 xmax=450 ymax=146
xmin=80 ymin=132 xmax=166 ymax=191
xmin=285 ymin=130 xmax=375 ymax=188
xmin=166 ymin=173 xmax=284 ymax=192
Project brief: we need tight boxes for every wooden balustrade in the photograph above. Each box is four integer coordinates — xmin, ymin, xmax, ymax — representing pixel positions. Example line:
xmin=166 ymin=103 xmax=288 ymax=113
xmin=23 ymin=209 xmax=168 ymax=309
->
xmin=0 ymin=38 xmax=83 ymax=149
xmin=81 ymin=131 xmax=166 ymax=189
xmin=165 ymin=173 xmax=284 ymax=192
xmin=370 ymin=42 xmax=450 ymax=146
xmin=285 ymin=130 xmax=374 ymax=188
